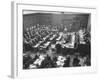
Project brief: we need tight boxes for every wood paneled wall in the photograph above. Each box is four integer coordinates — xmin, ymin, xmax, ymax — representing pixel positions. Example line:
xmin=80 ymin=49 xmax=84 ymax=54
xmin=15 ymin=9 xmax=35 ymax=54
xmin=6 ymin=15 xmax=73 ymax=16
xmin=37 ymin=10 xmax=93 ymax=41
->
xmin=23 ymin=13 xmax=89 ymax=32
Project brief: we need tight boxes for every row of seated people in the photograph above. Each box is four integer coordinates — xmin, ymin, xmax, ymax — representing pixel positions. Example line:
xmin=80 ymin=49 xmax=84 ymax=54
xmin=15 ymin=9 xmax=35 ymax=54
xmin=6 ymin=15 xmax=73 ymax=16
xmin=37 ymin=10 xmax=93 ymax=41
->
xmin=23 ymin=52 xmax=91 ymax=69
xmin=25 ymin=24 xmax=66 ymax=32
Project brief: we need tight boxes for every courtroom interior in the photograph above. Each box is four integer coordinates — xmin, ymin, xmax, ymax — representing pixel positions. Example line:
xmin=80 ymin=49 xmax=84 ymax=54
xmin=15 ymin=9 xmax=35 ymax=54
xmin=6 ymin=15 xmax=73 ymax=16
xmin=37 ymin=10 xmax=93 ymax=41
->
xmin=23 ymin=10 xmax=91 ymax=69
